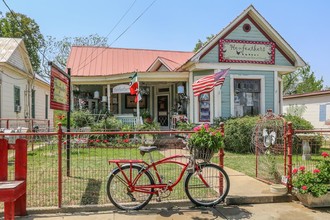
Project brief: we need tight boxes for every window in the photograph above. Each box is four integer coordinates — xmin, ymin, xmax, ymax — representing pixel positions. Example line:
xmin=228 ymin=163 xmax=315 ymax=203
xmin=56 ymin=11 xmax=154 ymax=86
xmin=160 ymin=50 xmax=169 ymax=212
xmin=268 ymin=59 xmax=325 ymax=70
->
xmin=14 ymin=86 xmax=20 ymax=111
xmin=45 ymin=95 xmax=48 ymax=119
xmin=32 ymin=90 xmax=36 ymax=118
xmin=234 ymin=79 xmax=260 ymax=116
xmin=199 ymin=93 xmax=210 ymax=122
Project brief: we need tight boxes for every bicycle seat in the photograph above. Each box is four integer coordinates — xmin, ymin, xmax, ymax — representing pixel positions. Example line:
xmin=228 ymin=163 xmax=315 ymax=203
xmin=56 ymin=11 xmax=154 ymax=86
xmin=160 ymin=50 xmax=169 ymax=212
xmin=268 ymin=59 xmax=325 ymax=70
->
xmin=138 ymin=146 xmax=157 ymax=153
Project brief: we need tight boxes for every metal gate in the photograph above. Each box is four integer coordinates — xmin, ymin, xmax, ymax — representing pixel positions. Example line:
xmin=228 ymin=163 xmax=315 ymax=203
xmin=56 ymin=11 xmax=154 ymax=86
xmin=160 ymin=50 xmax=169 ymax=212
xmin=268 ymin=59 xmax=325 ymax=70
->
xmin=252 ymin=109 xmax=288 ymax=185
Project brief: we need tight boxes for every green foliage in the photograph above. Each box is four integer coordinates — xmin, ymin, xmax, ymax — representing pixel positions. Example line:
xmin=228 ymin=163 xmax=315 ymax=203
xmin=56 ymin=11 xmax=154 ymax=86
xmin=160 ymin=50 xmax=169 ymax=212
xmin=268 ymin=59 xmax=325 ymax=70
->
xmin=292 ymin=152 xmax=330 ymax=197
xmin=188 ymin=124 xmax=223 ymax=151
xmin=223 ymin=116 xmax=259 ymax=153
xmin=137 ymin=121 xmax=160 ymax=131
xmin=193 ymin=34 xmax=215 ymax=52
xmin=283 ymin=65 xmax=324 ymax=95
xmin=175 ymin=121 xmax=196 ymax=131
xmin=0 ymin=12 xmax=44 ymax=72
xmin=92 ymin=116 xmax=122 ymax=131
xmin=286 ymin=104 xmax=307 ymax=117
xmin=71 ymin=110 xmax=94 ymax=128
xmin=40 ymin=34 xmax=108 ymax=75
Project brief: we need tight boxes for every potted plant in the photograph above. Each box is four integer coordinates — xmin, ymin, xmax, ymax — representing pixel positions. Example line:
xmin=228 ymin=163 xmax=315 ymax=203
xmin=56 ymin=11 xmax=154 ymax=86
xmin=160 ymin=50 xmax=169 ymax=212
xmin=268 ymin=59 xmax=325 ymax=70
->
xmin=188 ymin=124 xmax=223 ymax=162
xmin=292 ymin=152 xmax=330 ymax=207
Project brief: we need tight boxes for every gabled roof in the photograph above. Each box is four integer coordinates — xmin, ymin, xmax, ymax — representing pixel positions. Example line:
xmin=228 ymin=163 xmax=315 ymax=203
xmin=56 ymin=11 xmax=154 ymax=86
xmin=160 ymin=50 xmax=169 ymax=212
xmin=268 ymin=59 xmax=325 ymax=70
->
xmin=67 ymin=46 xmax=194 ymax=77
xmin=0 ymin=37 xmax=33 ymax=74
xmin=185 ymin=5 xmax=306 ymax=68
xmin=147 ymin=56 xmax=184 ymax=71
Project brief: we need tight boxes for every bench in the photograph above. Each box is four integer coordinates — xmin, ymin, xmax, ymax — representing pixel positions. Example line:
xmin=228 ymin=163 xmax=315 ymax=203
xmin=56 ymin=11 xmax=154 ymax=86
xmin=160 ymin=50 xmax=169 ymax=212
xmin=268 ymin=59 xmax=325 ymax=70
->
xmin=0 ymin=138 xmax=27 ymax=220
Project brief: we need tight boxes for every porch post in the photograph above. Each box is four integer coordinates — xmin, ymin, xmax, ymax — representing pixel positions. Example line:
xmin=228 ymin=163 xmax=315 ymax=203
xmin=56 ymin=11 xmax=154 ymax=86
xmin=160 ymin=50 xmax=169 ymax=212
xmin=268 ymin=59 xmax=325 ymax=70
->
xmin=107 ymin=84 xmax=111 ymax=112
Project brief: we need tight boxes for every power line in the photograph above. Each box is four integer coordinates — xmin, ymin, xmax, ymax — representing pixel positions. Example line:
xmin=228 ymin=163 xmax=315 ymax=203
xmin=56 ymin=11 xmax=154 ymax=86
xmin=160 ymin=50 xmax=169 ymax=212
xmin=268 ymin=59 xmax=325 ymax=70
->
xmin=76 ymin=0 xmax=158 ymax=73
xmin=76 ymin=0 xmax=138 ymax=70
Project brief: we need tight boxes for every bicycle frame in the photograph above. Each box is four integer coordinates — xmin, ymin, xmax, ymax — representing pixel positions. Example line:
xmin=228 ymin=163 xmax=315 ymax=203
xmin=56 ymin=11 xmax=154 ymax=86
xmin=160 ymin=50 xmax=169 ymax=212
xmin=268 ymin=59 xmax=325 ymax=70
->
xmin=109 ymin=154 xmax=209 ymax=195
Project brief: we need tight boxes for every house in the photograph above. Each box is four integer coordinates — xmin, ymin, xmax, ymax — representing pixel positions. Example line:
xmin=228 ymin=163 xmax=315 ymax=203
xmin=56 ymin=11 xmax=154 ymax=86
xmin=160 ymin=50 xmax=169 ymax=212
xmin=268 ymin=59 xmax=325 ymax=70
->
xmin=0 ymin=37 xmax=53 ymax=129
xmin=283 ymin=90 xmax=330 ymax=129
xmin=66 ymin=5 xmax=306 ymax=129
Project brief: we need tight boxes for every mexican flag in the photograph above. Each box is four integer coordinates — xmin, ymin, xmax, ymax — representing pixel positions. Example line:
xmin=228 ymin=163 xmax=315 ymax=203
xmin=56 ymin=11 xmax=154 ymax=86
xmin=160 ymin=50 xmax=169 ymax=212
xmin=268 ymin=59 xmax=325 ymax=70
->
xmin=129 ymin=72 xmax=142 ymax=103
xmin=129 ymin=72 xmax=138 ymax=95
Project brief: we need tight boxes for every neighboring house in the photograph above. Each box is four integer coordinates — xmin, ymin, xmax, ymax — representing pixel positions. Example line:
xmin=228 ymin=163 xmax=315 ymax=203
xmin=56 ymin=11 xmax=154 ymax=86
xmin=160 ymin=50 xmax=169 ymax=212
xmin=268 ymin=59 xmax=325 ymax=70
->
xmin=67 ymin=5 xmax=306 ymax=129
xmin=0 ymin=37 xmax=53 ymax=129
xmin=283 ymin=90 xmax=330 ymax=129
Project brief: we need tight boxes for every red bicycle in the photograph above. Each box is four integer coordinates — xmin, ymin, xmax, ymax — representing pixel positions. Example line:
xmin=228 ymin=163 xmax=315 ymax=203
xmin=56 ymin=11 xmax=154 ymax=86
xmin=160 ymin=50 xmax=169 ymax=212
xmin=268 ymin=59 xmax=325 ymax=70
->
xmin=106 ymin=146 xmax=230 ymax=210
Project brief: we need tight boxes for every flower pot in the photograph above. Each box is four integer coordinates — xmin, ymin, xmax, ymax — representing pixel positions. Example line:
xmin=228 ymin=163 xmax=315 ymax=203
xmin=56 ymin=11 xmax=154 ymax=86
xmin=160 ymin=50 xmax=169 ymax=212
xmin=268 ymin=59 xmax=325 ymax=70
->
xmin=296 ymin=192 xmax=330 ymax=208
xmin=270 ymin=184 xmax=287 ymax=195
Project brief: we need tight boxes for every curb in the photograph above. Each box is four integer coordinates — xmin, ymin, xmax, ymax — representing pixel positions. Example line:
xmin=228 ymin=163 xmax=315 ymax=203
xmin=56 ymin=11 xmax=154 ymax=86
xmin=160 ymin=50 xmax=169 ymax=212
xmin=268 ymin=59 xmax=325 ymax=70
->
xmin=226 ymin=194 xmax=292 ymax=205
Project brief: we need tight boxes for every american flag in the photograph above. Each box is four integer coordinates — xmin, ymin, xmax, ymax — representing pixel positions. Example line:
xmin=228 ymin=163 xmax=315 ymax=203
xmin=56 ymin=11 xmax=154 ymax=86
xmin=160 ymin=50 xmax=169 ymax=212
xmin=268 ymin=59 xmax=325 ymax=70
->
xmin=192 ymin=68 xmax=229 ymax=96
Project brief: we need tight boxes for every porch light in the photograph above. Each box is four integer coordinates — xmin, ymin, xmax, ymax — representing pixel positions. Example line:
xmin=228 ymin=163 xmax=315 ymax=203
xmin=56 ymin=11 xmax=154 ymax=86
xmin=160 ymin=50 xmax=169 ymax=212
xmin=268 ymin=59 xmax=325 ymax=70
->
xmin=93 ymin=91 xmax=100 ymax=99
xmin=101 ymin=96 xmax=107 ymax=103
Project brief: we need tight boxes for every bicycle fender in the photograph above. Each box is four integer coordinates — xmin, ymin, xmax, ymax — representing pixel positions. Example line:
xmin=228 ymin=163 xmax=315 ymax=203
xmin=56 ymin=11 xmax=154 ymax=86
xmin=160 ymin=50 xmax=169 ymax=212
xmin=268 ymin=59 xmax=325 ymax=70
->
xmin=108 ymin=163 xmax=154 ymax=181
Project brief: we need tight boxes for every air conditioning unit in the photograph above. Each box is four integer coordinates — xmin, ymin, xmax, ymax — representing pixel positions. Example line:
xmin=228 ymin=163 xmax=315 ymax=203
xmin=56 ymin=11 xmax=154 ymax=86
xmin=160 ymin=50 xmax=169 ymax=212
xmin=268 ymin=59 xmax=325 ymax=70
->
xmin=15 ymin=105 xmax=21 ymax=113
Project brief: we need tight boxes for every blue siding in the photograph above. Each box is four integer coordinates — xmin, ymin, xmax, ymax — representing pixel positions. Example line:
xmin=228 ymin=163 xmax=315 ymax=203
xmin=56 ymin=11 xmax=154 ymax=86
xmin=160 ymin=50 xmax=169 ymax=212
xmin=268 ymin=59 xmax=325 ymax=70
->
xmin=225 ymin=19 xmax=268 ymax=41
xmin=275 ymin=49 xmax=292 ymax=66
xmin=200 ymin=45 xmax=218 ymax=63
xmin=319 ymin=104 xmax=326 ymax=122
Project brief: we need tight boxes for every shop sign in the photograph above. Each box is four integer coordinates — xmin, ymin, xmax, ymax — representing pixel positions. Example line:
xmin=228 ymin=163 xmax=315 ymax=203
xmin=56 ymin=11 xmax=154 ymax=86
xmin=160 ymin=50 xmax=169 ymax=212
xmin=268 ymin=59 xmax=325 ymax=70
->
xmin=50 ymin=64 xmax=69 ymax=111
xmin=113 ymin=84 xmax=130 ymax=94
xmin=219 ymin=39 xmax=275 ymax=64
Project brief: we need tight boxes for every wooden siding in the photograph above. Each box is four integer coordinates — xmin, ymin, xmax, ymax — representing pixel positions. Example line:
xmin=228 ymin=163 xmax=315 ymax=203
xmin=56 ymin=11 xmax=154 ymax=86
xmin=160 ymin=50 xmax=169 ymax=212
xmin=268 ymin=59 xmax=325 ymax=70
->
xmin=225 ymin=18 xmax=268 ymax=41
xmin=7 ymin=47 xmax=27 ymax=73
xmin=200 ymin=18 xmax=292 ymax=66
xmin=158 ymin=64 xmax=169 ymax=71
xmin=1 ymin=68 xmax=28 ymax=119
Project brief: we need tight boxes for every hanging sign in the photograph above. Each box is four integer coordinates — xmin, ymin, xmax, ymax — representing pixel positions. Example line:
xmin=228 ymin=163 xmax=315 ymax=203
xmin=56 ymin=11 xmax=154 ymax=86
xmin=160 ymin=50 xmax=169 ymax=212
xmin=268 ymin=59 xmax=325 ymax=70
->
xmin=113 ymin=84 xmax=130 ymax=94
xmin=50 ymin=64 xmax=70 ymax=111
xmin=219 ymin=39 xmax=275 ymax=64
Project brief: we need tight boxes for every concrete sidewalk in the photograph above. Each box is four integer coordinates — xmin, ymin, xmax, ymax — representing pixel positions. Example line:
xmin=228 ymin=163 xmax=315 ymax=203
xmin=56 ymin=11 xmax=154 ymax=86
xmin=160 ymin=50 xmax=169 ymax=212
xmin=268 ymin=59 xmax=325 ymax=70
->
xmin=18 ymin=202 xmax=330 ymax=220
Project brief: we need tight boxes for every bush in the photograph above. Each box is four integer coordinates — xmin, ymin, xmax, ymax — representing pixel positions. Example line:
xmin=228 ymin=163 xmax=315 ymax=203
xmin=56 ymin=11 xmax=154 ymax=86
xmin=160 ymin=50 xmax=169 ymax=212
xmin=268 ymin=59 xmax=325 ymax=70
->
xmin=223 ymin=116 xmax=259 ymax=153
xmin=71 ymin=110 xmax=95 ymax=128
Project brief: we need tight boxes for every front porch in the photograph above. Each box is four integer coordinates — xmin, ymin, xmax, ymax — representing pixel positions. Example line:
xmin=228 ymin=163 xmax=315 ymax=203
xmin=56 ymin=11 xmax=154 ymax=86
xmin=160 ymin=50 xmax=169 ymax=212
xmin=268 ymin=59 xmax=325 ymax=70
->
xmin=72 ymin=81 xmax=189 ymax=130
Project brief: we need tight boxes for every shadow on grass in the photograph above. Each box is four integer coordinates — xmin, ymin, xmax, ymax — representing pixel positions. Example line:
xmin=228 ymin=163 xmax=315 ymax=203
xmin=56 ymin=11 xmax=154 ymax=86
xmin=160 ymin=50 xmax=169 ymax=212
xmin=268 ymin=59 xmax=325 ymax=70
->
xmin=80 ymin=178 xmax=102 ymax=205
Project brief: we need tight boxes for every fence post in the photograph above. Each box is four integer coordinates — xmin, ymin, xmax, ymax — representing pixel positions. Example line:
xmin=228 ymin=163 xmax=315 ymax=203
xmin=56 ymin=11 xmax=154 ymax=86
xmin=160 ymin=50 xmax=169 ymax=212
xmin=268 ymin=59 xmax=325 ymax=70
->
xmin=287 ymin=122 xmax=293 ymax=194
xmin=57 ymin=123 xmax=63 ymax=208
xmin=14 ymin=139 xmax=27 ymax=216
xmin=219 ymin=122 xmax=225 ymax=169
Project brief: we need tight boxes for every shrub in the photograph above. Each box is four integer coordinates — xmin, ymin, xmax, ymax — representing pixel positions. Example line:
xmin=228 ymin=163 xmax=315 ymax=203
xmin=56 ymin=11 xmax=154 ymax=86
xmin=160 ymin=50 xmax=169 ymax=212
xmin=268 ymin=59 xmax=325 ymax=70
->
xmin=223 ymin=116 xmax=259 ymax=153
xmin=71 ymin=110 xmax=94 ymax=128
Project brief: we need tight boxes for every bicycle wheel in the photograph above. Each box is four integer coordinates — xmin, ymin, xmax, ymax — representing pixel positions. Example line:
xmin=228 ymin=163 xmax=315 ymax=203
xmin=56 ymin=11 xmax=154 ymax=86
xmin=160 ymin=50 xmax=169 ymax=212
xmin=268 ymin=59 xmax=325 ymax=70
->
xmin=107 ymin=164 xmax=155 ymax=210
xmin=184 ymin=163 xmax=230 ymax=206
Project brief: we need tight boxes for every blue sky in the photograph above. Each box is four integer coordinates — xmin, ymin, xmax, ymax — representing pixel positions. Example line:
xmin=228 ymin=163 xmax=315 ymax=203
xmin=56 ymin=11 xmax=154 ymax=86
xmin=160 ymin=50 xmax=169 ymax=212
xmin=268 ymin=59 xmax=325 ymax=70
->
xmin=1 ymin=0 xmax=329 ymax=86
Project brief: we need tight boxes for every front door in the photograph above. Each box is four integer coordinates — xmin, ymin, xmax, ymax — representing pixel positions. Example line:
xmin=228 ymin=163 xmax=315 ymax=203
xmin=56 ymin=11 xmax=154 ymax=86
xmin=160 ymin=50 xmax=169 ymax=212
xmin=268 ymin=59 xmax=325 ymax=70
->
xmin=157 ymin=95 xmax=169 ymax=128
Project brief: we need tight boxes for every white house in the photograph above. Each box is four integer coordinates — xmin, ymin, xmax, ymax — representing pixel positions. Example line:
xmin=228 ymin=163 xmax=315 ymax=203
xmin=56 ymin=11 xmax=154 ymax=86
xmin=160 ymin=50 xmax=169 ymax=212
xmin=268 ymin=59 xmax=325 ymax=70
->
xmin=283 ymin=90 xmax=330 ymax=129
xmin=0 ymin=37 xmax=53 ymax=129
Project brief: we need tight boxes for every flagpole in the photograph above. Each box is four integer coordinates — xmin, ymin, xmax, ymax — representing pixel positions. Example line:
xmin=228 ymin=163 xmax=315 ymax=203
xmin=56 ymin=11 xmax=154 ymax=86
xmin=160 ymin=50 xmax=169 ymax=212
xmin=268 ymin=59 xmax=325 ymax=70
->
xmin=136 ymin=75 xmax=140 ymax=126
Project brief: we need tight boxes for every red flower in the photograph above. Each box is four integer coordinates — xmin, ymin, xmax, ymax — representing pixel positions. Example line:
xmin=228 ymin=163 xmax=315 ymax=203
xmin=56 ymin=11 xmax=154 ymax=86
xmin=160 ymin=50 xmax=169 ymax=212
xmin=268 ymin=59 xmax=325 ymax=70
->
xmin=299 ymin=166 xmax=305 ymax=172
xmin=103 ymin=140 xmax=108 ymax=143
xmin=96 ymin=139 xmax=100 ymax=143
xmin=89 ymin=140 xmax=94 ymax=143
xmin=119 ymin=133 xmax=124 ymax=136
xmin=313 ymin=169 xmax=320 ymax=174
xmin=301 ymin=185 xmax=308 ymax=191
xmin=321 ymin=152 xmax=329 ymax=158
xmin=123 ymin=139 xmax=129 ymax=143
xmin=193 ymin=126 xmax=201 ymax=132
xmin=292 ymin=168 xmax=298 ymax=174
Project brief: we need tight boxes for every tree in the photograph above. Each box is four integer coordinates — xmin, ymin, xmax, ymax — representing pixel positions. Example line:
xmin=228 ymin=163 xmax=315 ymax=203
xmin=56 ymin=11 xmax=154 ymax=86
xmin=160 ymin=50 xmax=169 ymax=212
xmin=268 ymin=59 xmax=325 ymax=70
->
xmin=39 ymin=34 xmax=108 ymax=76
xmin=283 ymin=65 xmax=323 ymax=95
xmin=193 ymin=34 xmax=215 ymax=52
xmin=0 ymin=12 xmax=44 ymax=72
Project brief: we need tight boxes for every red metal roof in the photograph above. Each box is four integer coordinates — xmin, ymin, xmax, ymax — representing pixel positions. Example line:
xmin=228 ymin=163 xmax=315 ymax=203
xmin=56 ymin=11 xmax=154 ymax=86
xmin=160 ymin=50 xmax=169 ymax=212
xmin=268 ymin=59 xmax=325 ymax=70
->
xmin=283 ymin=90 xmax=330 ymax=99
xmin=67 ymin=46 xmax=194 ymax=76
